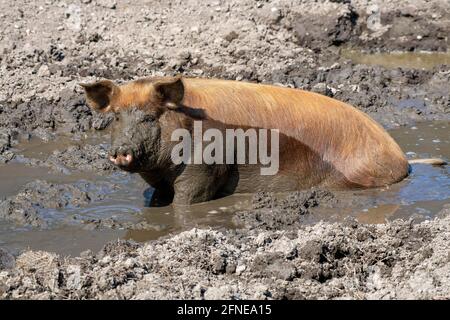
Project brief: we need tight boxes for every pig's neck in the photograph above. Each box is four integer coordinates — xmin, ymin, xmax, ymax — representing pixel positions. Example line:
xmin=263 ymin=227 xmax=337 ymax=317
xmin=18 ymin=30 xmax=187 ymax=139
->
xmin=139 ymin=139 xmax=186 ymax=190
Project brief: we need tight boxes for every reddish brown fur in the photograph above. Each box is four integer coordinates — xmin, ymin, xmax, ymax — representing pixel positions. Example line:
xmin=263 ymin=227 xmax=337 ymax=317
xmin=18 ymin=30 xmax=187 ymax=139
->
xmin=83 ymin=76 xmax=410 ymax=189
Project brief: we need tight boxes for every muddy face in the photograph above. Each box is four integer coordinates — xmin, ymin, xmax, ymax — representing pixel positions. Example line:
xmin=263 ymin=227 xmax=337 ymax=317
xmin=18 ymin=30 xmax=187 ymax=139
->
xmin=110 ymin=109 xmax=162 ymax=172
xmin=81 ymin=77 xmax=187 ymax=172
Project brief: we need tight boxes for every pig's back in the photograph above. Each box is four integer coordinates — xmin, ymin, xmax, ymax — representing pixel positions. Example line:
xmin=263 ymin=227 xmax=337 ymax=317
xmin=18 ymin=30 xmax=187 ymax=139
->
xmin=182 ymin=78 xmax=408 ymax=187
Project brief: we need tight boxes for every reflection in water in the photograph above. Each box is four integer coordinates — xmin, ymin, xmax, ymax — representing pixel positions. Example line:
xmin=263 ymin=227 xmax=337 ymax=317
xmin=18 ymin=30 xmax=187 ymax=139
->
xmin=356 ymin=204 xmax=400 ymax=224
xmin=124 ymin=194 xmax=251 ymax=242
xmin=354 ymin=121 xmax=450 ymax=222
xmin=300 ymin=121 xmax=449 ymax=224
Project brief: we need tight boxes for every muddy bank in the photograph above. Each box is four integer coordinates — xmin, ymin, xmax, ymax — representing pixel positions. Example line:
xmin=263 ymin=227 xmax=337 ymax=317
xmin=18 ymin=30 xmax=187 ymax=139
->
xmin=291 ymin=0 xmax=449 ymax=52
xmin=0 ymin=0 xmax=449 ymax=299
xmin=0 ymin=175 xmax=161 ymax=232
xmin=1 ymin=203 xmax=449 ymax=299
xmin=1 ymin=188 xmax=450 ymax=299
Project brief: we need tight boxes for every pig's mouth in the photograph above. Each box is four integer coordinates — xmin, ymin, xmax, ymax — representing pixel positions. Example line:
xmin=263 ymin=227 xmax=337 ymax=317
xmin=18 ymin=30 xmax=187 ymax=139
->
xmin=109 ymin=153 xmax=135 ymax=170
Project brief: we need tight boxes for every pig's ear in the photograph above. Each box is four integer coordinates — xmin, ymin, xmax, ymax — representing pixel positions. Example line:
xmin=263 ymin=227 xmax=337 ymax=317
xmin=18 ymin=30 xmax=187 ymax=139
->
xmin=79 ymin=80 xmax=118 ymax=112
xmin=153 ymin=76 xmax=184 ymax=108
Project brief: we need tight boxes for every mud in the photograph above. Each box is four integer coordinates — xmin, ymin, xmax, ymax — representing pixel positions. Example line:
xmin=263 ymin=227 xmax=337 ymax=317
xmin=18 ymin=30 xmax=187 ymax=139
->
xmin=1 ymin=205 xmax=449 ymax=299
xmin=0 ymin=179 xmax=114 ymax=228
xmin=234 ymin=189 xmax=338 ymax=231
xmin=0 ymin=0 xmax=449 ymax=299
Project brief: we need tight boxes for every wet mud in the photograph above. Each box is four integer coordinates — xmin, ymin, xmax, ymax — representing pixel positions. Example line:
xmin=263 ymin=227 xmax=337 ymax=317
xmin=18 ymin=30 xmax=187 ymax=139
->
xmin=1 ymin=207 xmax=449 ymax=299
xmin=0 ymin=0 xmax=449 ymax=299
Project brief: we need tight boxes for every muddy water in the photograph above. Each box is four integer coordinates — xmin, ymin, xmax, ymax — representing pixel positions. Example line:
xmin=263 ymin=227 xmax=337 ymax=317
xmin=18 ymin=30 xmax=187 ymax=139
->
xmin=341 ymin=49 xmax=450 ymax=69
xmin=124 ymin=194 xmax=249 ymax=242
xmin=0 ymin=121 xmax=449 ymax=255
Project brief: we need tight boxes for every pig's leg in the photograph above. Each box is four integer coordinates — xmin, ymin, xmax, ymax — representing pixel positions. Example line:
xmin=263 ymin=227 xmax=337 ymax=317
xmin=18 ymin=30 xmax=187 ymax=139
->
xmin=139 ymin=173 xmax=175 ymax=206
xmin=146 ymin=186 xmax=174 ymax=207
xmin=173 ymin=164 xmax=229 ymax=205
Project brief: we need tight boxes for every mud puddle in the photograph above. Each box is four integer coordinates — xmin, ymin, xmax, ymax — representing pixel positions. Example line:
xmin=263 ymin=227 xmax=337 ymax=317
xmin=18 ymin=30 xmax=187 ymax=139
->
xmin=341 ymin=49 xmax=450 ymax=69
xmin=0 ymin=121 xmax=449 ymax=255
xmin=0 ymin=166 xmax=144 ymax=255
xmin=123 ymin=194 xmax=250 ymax=243
xmin=0 ymin=134 xmax=250 ymax=255
xmin=0 ymin=224 xmax=122 ymax=256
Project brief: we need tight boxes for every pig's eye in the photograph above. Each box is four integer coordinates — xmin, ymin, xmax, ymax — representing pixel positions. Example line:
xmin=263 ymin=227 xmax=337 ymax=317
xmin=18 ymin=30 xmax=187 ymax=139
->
xmin=141 ymin=113 xmax=156 ymax=123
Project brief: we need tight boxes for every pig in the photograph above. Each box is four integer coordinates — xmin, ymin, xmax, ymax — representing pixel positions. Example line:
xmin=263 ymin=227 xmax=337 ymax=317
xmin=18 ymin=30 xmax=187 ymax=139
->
xmin=81 ymin=76 xmax=446 ymax=205
xmin=108 ymin=108 xmax=288 ymax=205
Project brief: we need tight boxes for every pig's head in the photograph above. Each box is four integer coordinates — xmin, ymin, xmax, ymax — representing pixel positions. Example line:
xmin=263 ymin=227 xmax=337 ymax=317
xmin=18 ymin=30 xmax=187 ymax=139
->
xmin=80 ymin=76 xmax=189 ymax=172
xmin=109 ymin=108 xmax=162 ymax=172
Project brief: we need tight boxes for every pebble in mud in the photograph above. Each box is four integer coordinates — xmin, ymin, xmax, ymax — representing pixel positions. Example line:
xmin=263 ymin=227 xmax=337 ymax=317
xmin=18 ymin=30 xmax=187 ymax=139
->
xmin=0 ymin=128 xmax=18 ymax=164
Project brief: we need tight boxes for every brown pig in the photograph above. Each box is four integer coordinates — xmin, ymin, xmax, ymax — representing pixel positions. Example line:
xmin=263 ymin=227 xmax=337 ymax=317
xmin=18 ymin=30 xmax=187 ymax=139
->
xmin=81 ymin=76 xmax=446 ymax=204
xmin=108 ymin=107 xmax=295 ymax=204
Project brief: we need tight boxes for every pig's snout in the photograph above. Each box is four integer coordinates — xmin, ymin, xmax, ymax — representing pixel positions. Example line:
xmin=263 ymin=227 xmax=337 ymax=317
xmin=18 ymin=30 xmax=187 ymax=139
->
xmin=109 ymin=147 xmax=134 ymax=167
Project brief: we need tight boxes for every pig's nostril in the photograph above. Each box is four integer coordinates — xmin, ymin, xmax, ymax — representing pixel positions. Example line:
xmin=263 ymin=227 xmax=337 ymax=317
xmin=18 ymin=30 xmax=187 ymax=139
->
xmin=109 ymin=151 xmax=133 ymax=166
